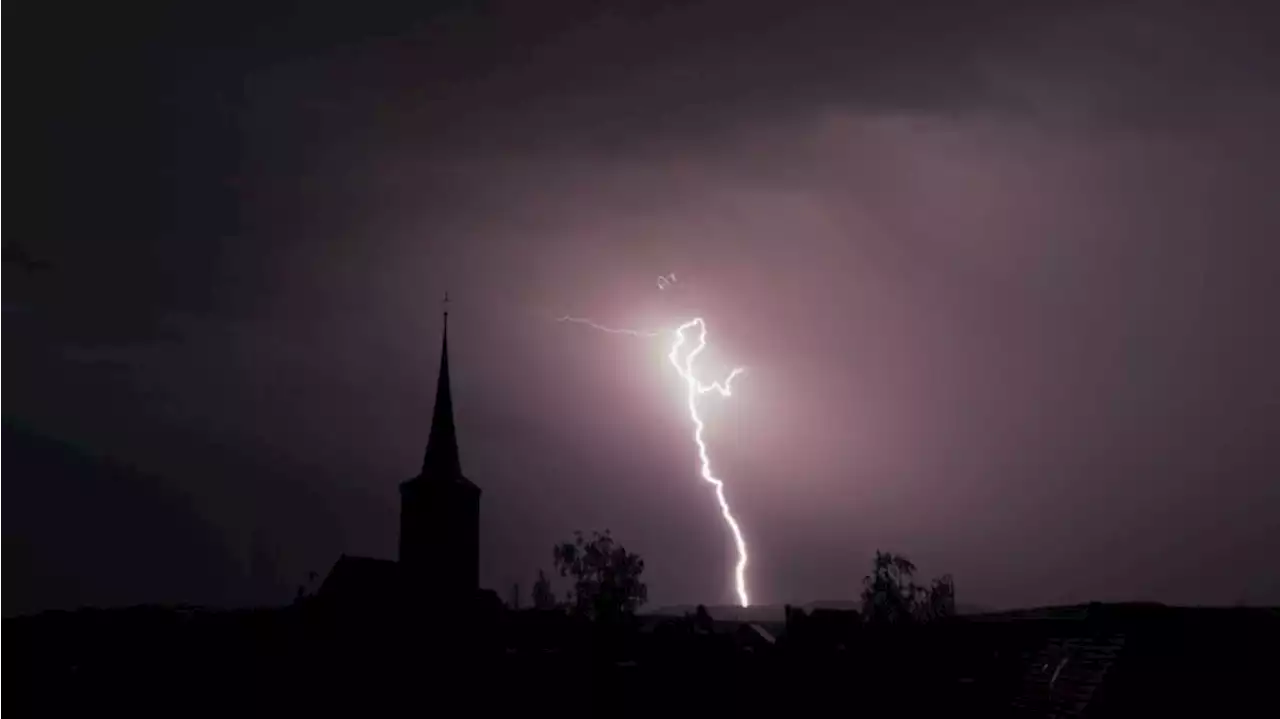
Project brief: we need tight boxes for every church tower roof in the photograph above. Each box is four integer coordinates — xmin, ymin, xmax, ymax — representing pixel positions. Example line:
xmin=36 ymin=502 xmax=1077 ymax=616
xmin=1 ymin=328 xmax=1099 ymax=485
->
xmin=421 ymin=298 xmax=464 ymax=480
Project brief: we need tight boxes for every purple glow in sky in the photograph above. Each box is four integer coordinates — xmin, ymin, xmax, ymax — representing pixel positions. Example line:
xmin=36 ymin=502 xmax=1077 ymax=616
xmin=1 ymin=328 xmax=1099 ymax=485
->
xmin=7 ymin=0 xmax=1280 ymax=614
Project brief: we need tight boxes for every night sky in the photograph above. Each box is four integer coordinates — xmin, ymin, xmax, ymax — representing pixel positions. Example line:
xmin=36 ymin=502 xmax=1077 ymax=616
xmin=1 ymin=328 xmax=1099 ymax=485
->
xmin=7 ymin=0 xmax=1280 ymax=615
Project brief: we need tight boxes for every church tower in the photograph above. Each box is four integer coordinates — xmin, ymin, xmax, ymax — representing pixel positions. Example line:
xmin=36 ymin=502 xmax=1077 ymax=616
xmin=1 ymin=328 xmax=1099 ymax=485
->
xmin=399 ymin=303 xmax=481 ymax=600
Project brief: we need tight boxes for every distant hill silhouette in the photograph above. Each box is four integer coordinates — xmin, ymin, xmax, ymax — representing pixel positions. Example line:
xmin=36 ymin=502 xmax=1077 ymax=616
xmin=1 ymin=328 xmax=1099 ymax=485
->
xmin=3 ymin=423 xmax=243 ymax=616
xmin=648 ymin=600 xmax=992 ymax=622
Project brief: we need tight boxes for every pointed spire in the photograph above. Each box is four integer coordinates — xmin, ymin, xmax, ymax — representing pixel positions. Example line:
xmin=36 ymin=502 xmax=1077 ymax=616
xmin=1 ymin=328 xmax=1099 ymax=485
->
xmin=422 ymin=293 xmax=462 ymax=478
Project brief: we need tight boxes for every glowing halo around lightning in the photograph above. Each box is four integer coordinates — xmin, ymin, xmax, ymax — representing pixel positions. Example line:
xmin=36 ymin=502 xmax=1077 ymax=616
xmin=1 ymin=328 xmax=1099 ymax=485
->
xmin=553 ymin=306 xmax=753 ymax=607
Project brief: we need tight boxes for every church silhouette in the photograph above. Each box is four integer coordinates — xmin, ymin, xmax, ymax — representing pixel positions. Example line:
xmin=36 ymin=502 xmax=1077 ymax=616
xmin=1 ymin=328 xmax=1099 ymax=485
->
xmin=316 ymin=307 xmax=491 ymax=611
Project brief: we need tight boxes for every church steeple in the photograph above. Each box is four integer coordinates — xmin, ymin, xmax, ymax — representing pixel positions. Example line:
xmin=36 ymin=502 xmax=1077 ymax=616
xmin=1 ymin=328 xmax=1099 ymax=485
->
xmin=399 ymin=293 xmax=480 ymax=595
xmin=422 ymin=296 xmax=462 ymax=478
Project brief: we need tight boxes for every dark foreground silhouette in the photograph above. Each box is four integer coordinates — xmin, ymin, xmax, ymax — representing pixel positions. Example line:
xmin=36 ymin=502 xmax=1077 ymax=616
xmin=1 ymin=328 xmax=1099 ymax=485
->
xmin=8 ymin=599 xmax=1276 ymax=716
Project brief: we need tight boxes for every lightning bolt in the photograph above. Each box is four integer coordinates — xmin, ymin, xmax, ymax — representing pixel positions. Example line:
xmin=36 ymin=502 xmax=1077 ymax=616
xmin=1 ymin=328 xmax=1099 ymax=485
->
xmin=668 ymin=318 xmax=750 ymax=608
xmin=555 ymin=316 xmax=662 ymax=337
xmin=556 ymin=311 xmax=752 ymax=607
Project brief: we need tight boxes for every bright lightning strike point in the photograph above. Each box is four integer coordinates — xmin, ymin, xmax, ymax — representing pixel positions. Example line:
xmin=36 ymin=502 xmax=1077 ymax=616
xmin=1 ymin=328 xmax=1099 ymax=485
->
xmin=556 ymin=310 xmax=752 ymax=608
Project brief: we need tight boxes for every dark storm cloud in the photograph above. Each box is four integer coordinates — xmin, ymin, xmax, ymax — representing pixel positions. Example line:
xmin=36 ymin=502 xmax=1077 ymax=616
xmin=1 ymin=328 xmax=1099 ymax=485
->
xmin=8 ymin=0 xmax=1279 ymax=612
xmin=413 ymin=1 xmax=1279 ymax=153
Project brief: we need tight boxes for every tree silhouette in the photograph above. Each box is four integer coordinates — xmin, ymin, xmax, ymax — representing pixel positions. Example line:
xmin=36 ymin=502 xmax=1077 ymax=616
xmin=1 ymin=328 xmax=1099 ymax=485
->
xmin=293 ymin=569 xmax=321 ymax=604
xmin=924 ymin=574 xmax=956 ymax=620
xmin=861 ymin=551 xmax=956 ymax=624
xmin=552 ymin=530 xmax=647 ymax=621
xmin=531 ymin=569 xmax=557 ymax=610
xmin=692 ymin=604 xmax=714 ymax=633
xmin=862 ymin=551 xmax=917 ymax=624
